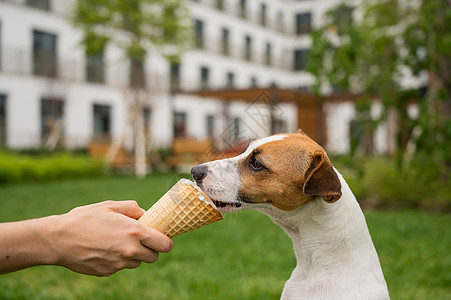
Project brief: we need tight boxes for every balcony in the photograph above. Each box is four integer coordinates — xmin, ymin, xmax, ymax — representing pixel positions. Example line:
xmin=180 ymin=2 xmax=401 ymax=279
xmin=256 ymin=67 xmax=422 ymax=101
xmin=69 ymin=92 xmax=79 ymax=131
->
xmin=191 ymin=0 xmax=292 ymax=35
xmin=192 ymin=38 xmax=294 ymax=71
xmin=0 ymin=47 xmax=167 ymax=91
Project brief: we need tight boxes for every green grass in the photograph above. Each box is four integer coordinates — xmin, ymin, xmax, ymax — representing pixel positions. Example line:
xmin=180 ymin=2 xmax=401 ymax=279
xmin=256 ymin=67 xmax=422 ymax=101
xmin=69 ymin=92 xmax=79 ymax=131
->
xmin=0 ymin=174 xmax=450 ymax=299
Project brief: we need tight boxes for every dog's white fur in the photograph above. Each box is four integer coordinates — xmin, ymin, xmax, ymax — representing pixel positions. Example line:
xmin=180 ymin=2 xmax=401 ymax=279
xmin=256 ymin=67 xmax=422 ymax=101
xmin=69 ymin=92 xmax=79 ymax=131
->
xmin=194 ymin=135 xmax=389 ymax=299
xmin=199 ymin=135 xmax=288 ymax=211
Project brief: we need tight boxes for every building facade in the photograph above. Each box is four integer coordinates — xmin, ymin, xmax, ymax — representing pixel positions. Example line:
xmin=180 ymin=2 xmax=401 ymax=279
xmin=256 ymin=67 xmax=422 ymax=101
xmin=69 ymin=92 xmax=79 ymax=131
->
xmin=0 ymin=0 xmax=398 ymax=155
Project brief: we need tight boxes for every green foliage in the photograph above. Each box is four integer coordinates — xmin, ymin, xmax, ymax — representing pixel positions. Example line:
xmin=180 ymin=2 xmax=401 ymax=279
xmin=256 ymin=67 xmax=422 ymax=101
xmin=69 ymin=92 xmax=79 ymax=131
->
xmin=333 ymin=156 xmax=451 ymax=211
xmin=310 ymin=0 xmax=451 ymax=175
xmin=81 ymin=31 xmax=108 ymax=55
xmin=0 ymin=175 xmax=450 ymax=299
xmin=402 ymin=0 xmax=451 ymax=78
xmin=72 ymin=0 xmax=192 ymax=62
xmin=0 ymin=152 xmax=105 ymax=184
xmin=308 ymin=1 xmax=401 ymax=97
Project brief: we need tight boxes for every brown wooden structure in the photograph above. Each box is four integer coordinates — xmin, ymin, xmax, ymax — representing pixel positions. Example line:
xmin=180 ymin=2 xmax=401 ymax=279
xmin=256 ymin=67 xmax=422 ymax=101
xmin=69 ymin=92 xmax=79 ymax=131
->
xmin=190 ymin=88 xmax=360 ymax=147
xmin=88 ymin=141 xmax=134 ymax=168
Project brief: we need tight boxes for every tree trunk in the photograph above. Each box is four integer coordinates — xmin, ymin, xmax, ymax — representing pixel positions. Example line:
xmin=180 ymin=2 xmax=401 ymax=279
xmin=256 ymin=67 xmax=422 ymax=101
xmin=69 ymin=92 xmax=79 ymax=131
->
xmin=129 ymin=56 xmax=148 ymax=178
xmin=134 ymin=90 xmax=147 ymax=178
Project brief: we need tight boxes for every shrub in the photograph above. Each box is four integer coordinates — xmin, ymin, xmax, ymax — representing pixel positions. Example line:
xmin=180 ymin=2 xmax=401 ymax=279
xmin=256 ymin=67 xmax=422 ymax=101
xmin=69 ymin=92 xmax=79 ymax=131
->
xmin=0 ymin=152 xmax=105 ymax=184
xmin=332 ymin=156 xmax=451 ymax=211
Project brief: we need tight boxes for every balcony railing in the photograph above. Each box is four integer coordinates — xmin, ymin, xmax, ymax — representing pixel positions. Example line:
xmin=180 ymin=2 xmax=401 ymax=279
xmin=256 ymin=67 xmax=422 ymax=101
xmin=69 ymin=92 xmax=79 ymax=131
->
xmin=0 ymin=47 xmax=168 ymax=91
xmin=194 ymin=38 xmax=294 ymax=71
xmin=4 ymin=0 xmax=77 ymax=17
xmin=192 ymin=0 xmax=293 ymax=35
xmin=0 ymin=43 xmax=301 ymax=95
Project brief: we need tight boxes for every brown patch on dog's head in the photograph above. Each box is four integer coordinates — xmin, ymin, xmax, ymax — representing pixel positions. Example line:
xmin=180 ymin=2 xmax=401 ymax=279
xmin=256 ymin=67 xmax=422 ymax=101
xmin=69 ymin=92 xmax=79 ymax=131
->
xmin=237 ymin=132 xmax=342 ymax=211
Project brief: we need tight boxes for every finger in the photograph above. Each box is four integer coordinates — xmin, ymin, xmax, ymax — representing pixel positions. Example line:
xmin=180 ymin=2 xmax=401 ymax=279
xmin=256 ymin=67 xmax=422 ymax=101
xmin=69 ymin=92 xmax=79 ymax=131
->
xmin=124 ymin=259 xmax=142 ymax=269
xmin=140 ymin=227 xmax=174 ymax=253
xmin=134 ymin=247 xmax=160 ymax=264
xmin=107 ymin=200 xmax=144 ymax=219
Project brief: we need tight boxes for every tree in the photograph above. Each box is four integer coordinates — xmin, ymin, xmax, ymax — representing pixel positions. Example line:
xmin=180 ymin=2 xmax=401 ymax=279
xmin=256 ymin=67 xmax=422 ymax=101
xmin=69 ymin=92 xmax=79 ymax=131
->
xmin=72 ymin=0 xmax=191 ymax=177
xmin=308 ymin=0 xmax=451 ymax=168
xmin=402 ymin=0 xmax=451 ymax=169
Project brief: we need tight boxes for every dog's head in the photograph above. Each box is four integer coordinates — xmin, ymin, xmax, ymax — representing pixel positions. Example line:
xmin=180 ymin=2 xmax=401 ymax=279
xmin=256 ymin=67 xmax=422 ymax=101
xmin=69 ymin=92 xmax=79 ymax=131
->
xmin=191 ymin=130 xmax=342 ymax=215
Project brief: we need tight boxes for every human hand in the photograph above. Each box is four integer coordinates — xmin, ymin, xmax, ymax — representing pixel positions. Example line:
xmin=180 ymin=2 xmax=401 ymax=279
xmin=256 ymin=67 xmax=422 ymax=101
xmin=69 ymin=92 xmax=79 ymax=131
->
xmin=47 ymin=200 xmax=173 ymax=276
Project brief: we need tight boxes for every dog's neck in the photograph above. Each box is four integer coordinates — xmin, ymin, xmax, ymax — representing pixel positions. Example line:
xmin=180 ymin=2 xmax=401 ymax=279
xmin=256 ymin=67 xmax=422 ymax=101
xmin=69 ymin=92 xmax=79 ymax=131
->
xmin=283 ymin=180 xmax=376 ymax=269
xmin=255 ymin=170 xmax=388 ymax=298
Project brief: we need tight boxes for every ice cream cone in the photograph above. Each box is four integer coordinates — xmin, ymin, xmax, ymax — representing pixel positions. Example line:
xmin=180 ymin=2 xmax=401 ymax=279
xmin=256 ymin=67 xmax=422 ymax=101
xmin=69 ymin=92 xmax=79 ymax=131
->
xmin=138 ymin=179 xmax=223 ymax=237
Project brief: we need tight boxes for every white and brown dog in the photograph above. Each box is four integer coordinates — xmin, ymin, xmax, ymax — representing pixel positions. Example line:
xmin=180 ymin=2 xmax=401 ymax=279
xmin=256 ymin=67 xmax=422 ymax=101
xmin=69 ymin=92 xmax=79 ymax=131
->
xmin=191 ymin=131 xmax=389 ymax=300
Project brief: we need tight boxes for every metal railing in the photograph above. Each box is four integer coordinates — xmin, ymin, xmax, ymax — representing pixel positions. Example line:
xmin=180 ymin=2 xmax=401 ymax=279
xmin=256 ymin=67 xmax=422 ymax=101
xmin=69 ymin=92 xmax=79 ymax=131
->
xmin=0 ymin=45 xmax=301 ymax=96
xmin=194 ymin=38 xmax=294 ymax=71
xmin=192 ymin=0 xmax=293 ymax=35
xmin=0 ymin=47 xmax=170 ymax=92
xmin=3 ymin=0 xmax=76 ymax=18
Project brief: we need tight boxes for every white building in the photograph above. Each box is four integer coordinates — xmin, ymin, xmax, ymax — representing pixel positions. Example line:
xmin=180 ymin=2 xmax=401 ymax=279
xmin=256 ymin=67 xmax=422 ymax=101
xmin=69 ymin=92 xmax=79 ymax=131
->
xmin=0 ymin=0 xmax=395 ymax=156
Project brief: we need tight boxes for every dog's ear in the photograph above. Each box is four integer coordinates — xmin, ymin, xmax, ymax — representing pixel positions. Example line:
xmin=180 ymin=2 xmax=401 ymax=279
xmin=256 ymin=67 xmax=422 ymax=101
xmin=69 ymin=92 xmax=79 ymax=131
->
xmin=303 ymin=151 xmax=342 ymax=203
xmin=296 ymin=129 xmax=306 ymax=135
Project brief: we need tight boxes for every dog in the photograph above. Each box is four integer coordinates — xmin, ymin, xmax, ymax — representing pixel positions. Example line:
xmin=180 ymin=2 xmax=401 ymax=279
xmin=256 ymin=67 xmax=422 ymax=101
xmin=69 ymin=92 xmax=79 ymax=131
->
xmin=191 ymin=131 xmax=389 ymax=300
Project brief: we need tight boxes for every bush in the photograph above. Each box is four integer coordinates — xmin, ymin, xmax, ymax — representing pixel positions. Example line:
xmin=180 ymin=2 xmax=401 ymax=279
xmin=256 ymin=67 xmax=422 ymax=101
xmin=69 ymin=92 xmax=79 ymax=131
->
xmin=0 ymin=152 xmax=106 ymax=184
xmin=333 ymin=156 xmax=451 ymax=211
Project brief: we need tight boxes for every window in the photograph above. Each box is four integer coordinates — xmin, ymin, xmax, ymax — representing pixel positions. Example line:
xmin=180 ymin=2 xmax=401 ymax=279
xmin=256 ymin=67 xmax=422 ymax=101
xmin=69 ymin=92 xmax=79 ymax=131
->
xmin=0 ymin=22 xmax=2 ymax=71
xmin=206 ymin=115 xmax=215 ymax=137
xmin=265 ymin=42 xmax=272 ymax=66
xmin=260 ymin=3 xmax=267 ymax=26
xmin=200 ymin=66 xmax=209 ymax=90
xmin=33 ymin=30 xmax=57 ymax=77
xmin=221 ymin=28 xmax=230 ymax=56
xmin=93 ymin=104 xmax=111 ymax=140
xmin=277 ymin=11 xmax=285 ymax=32
xmin=86 ymin=51 xmax=105 ymax=84
xmin=230 ymin=117 xmax=240 ymax=142
xmin=26 ymin=0 xmax=50 ymax=11
xmin=333 ymin=5 xmax=354 ymax=34
xmin=170 ymin=62 xmax=180 ymax=93
xmin=226 ymin=72 xmax=235 ymax=88
xmin=349 ymin=119 xmax=373 ymax=154
xmin=195 ymin=19 xmax=204 ymax=49
xmin=216 ymin=0 xmax=224 ymax=10
xmin=239 ymin=0 xmax=247 ymax=19
xmin=273 ymin=119 xmax=287 ymax=134
xmin=250 ymin=76 xmax=257 ymax=87
xmin=294 ymin=49 xmax=309 ymax=71
xmin=297 ymin=85 xmax=310 ymax=93
xmin=0 ymin=95 xmax=6 ymax=148
xmin=41 ymin=98 xmax=64 ymax=146
xmin=143 ymin=107 xmax=151 ymax=139
xmin=295 ymin=12 xmax=312 ymax=35
xmin=130 ymin=59 xmax=146 ymax=89
xmin=244 ymin=35 xmax=252 ymax=61
xmin=174 ymin=112 xmax=187 ymax=138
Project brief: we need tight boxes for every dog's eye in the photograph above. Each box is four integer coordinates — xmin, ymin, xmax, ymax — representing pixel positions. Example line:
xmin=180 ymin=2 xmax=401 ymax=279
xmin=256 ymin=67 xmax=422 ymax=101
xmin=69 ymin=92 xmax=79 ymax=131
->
xmin=250 ymin=156 xmax=265 ymax=171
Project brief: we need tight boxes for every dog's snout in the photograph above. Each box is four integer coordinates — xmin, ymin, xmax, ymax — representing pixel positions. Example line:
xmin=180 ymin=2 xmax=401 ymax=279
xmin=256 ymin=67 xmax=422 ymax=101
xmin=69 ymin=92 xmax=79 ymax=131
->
xmin=191 ymin=165 xmax=208 ymax=183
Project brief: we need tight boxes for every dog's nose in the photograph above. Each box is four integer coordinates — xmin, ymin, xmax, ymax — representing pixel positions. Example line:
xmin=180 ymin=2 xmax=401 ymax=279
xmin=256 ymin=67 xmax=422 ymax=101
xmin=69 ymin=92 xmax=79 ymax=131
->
xmin=191 ymin=165 xmax=207 ymax=183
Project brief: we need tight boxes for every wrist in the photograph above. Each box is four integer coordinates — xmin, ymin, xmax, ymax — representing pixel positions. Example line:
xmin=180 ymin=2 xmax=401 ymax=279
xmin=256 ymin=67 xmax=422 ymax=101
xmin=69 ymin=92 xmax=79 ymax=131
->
xmin=31 ymin=215 xmax=64 ymax=266
xmin=0 ymin=215 xmax=64 ymax=274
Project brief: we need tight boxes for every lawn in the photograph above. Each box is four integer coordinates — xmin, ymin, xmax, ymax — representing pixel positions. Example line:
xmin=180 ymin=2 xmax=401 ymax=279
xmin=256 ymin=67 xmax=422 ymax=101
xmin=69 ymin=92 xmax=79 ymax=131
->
xmin=0 ymin=174 xmax=450 ymax=299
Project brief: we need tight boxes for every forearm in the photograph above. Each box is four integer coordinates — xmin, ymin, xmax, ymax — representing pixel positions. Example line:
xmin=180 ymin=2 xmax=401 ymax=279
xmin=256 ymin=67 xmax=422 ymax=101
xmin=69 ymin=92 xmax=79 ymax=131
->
xmin=0 ymin=201 xmax=173 ymax=276
xmin=0 ymin=216 xmax=59 ymax=274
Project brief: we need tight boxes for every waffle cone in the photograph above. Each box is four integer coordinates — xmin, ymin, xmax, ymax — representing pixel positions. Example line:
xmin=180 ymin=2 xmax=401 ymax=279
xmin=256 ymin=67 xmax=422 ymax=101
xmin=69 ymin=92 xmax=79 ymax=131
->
xmin=139 ymin=179 xmax=223 ymax=238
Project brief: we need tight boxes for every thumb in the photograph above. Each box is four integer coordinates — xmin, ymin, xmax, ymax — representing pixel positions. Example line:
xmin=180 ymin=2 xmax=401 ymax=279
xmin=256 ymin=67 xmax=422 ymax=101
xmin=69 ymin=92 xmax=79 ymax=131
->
xmin=107 ymin=200 xmax=145 ymax=220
